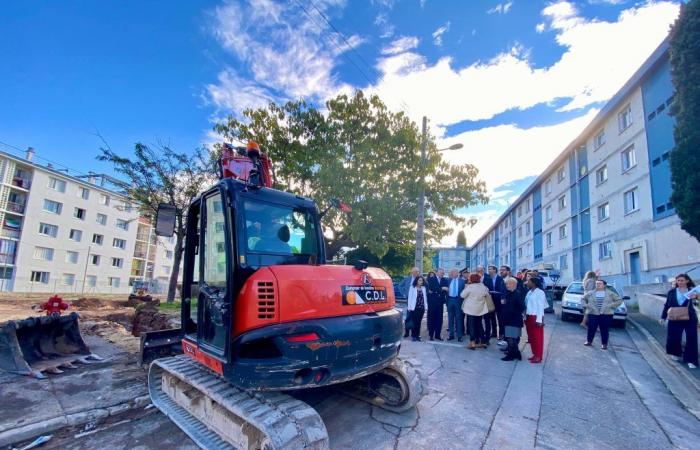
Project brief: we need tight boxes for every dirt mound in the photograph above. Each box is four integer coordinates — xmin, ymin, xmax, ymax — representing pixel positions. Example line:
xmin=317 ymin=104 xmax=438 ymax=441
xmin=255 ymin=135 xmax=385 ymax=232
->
xmin=81 ymin=319 xmax=140 ymax=353
xmin=72 ymin=297 xmax=129 ymax=310
xmin=131 ymin=304 xmax=177 ymax=337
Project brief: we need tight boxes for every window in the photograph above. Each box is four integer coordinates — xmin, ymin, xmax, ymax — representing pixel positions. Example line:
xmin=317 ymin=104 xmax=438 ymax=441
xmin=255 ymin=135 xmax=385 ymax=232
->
xmin=596 ymin=165 xmax=608 ymax=185
xmin=62 ymin=273 xmax=75 ymax=286
xmin=96 ymin=213 xmax=107 ymax=225
xmin=558 ymin=195 xmax=566 ymax=211
xmin=90 ymin=254 xmax=101 ymax=265
xmin=559 ymin=224 xmax=567 ymax=239
xmin=92 ymin=233 xmax=103 ymax=245
xmin=621 ymin=145 xmax=637 ymax=172
xmin=38 ymin=222 xmax=58 ymax=237
xmin=165 ymin=250 xmax=173 ymax=259
xmin=204 ymin=193 xmax=228 ymax=289
xmin=86 ymin=275 xmax=97 ymax=287
xmin=545 ymin=205 xmax=552 ymax=222
xmin=33 ymin=246 xmax=54 ymax=261
xmin=594 ymin=130 xmax=605 ymax=149
xmin=43 ymin=199 xmax=62 ymax=214
xmin=77 ymin=187 xmax=90 ymax=200
xmin=618 ymin=104 xmax=632 ymax=131
xmin=624 ymin=188 xmax=639 ymax=214
xmin=525 ymin=221 xmax=530 ymax=236
xmin=518 ymin=226 xmax=522 ymax=237
xmin=116 ymin=219 xmax=129 ymax=231
xmin=66 ymin=251 xmax=79 ymax=264
xmin=598 ymin=202 xmax=610 ymax=222
xmin=518 ymin=247 xmax=523 ymax=258
xmin=559 ymin=254 xmax=568 ymax=269
xmin=525 ymin=199 xmax=530 ymax=213
xmin=546 ymin=232 xmax=552 ymax=248
xmin=47 ymin=177 xmax=66 ymax=193
xmin=599 ymin=241 xmax=612 ymax=260
xmin=163 ymin=265 xmax=171 ymax=275
xmin=73 ymin=207 xmax=86 ymax=220
xmin=518 ymin=206 xmax=522 ymax=217
xmin=113 ymin=238 xmax=126 ymax=249
xmin=69 ymin=229 xmax=82 ymax=242
xmin=99 ymin=194 xmax=110 ymax=206
xmin=30 ymin=271 xmax=50 ymax=283
xmin=557 ymin=167 xmax=565 ymax=183
xmin=111 ymin=257 xmax=124 ymax=268
xmin=108 ymin=277 xmax=120 ymax=288
xmin=544 ymin=180 xmax=552 ymax=196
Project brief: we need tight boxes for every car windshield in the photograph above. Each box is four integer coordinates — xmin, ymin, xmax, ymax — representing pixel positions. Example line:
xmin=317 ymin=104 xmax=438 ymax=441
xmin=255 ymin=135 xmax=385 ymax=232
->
xmin=566 ymin=282 xmax=584 ymax=294
xmin=243 ymin=200 xmax=319 ymax=257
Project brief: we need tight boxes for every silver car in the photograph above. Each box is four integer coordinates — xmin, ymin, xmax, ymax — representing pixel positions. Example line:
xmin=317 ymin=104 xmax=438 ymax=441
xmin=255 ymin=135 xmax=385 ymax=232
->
xmin=560 ymin=281 xmax=629 ymax=327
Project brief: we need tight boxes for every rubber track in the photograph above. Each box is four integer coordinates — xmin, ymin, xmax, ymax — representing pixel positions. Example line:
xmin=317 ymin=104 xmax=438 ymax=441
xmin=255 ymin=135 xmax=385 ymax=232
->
xmin=149 ymin=355 xmax=329 ymax=450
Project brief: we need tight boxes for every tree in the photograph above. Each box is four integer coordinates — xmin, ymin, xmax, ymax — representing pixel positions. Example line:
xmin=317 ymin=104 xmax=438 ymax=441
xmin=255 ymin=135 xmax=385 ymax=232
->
xmin=98 ymin=143 xmax=212 ymax=302
xmin=340 ymin=244 xmax=433 ymax=277
xmin=214 ymin=91 xmax=488 ymax=259
xmin=456 ymin=230 xmax=467 ymax=248
xmin=669 ymin=0 xmax=700 ymax=241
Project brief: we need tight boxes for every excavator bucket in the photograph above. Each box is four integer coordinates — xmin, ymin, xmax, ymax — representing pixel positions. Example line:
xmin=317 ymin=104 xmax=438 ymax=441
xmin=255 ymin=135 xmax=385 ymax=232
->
xmin=0 ymin=312 xmax=101 ymax=378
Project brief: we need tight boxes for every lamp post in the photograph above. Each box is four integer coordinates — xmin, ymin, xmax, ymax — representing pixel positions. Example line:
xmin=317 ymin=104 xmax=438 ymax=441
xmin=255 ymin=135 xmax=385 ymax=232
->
xmin=414 ymin=115 xmax=464 ymax=271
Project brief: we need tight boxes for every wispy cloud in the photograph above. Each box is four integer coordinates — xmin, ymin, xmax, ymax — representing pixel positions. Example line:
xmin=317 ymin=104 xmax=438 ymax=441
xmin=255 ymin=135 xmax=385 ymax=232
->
xmin=382 ymin=36 xmax=420 ymax=55
xmin=487 ymin=2 xmax=513 ymax=15
xmin=432 ymin=21 xmax=450 ymax=46
xmin=535 ymin=22 xmax=546 ymax=33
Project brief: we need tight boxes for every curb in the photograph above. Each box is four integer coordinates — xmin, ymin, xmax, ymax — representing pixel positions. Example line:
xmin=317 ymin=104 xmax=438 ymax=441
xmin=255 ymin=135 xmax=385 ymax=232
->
xmin=0 ymin=394 xmax=150 ymax=447
xmin=627 ymin=317 xmax=700 ymax=392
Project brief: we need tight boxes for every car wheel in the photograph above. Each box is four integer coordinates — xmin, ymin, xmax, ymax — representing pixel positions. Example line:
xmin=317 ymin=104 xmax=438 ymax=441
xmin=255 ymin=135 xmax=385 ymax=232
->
xmin=615 ymin=320 xmax=626 ymax=329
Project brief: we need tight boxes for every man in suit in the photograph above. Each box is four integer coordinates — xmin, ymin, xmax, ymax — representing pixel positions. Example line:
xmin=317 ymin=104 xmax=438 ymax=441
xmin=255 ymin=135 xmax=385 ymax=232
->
xmin=432 ymin=267 xmax=447 ymax=340
xmin=489 ymin=265 xmax=506 ymax=341
xmin=444 ymin=268 xmax=466 ymax=341
xmin=401 ymin=267 xmax=420 ymax=337
xmin=477 ymin=265 xmax=494 ymax=290
xmin=500 ymin=265 xmax=524 ymax=294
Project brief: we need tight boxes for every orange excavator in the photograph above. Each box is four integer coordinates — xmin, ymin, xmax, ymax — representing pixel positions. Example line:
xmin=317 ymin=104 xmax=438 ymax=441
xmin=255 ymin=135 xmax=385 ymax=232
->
xmin=140 ymin=141 xmax=423 ymax=449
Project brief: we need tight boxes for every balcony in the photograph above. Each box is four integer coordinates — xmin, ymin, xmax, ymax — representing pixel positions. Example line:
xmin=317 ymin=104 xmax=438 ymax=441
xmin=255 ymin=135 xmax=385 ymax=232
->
xmin=133 ymin=250 xmax=147 ymax=259
xmin=0 ymin=253 xmax=15 ymax=265
xmin=0 ymin=228 xmax=21 ymax=239
xmin=5 ymin=202 xmax=26 ymax=214
xmin=11 ymin=177 xmax=31 ymax=190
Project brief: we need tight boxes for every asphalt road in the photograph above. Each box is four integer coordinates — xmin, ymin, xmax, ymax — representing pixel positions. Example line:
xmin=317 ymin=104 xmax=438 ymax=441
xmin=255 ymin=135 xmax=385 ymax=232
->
xmin=42 ymin=306 xmax=700 ymax=450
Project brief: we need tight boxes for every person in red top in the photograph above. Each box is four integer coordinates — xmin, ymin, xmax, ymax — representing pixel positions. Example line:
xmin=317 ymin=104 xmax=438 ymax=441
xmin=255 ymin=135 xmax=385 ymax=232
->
xmin=41 ymin=295 xmax=70 ymax=317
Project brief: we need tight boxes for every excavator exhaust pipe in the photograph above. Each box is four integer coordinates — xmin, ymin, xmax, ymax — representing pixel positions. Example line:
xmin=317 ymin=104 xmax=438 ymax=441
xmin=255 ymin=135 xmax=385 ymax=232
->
xmin=0 ymin=313 xmax=102 ymax=378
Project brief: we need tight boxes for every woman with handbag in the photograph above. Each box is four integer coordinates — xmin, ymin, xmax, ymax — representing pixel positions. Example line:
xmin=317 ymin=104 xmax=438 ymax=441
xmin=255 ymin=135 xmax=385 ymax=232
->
xmin=660 ymin=274 xmax=698 ymax=369
xmin=407 ymin=276 xmax=427 ymax=342
xmin=461 ymin=273 xmax=492 ymax=349
xmin=582 ymin=280 xmax=622 ymax=350
xmin=500 ymin=277 xmax=526 ymax=361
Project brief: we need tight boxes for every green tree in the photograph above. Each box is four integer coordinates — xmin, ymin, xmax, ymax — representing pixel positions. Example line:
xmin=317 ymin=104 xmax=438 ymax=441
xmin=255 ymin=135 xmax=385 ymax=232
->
xmin=214 ymin=91 xmax=488 ymax=259
xmin=669 ymin=0 xmax=700 ymax=240
xmin=98 ymin=143 xmax=211 ymax=302
xmin=456 ymin=230 xmax=467 ymax=247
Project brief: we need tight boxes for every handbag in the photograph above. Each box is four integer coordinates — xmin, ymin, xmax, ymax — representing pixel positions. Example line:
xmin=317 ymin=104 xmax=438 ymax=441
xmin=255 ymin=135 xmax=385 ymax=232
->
xmin=485 ymin=294 xmax=496 ymax=313
xmin=668 ymin=305 xmax=690 ymax=321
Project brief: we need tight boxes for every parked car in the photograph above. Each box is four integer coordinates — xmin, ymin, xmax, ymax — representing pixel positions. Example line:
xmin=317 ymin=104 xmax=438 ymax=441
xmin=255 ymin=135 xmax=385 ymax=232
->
xmin=560 ymin=281 xmax=629 ymax=327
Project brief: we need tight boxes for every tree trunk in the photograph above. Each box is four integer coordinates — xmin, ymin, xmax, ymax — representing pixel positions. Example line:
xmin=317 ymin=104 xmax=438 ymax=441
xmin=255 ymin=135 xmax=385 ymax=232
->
xmin=167 ymin=225 xmax=185 ymax=303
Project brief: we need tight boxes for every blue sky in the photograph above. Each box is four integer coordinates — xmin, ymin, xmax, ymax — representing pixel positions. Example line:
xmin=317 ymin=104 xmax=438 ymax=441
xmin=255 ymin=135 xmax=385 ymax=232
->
xmin=0 ymin=0 xmax=681 ymax=245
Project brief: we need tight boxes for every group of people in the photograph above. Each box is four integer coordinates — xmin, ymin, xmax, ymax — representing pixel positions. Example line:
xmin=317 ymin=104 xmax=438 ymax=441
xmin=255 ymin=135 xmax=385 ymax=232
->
xmin=401 ymin=265 xmax=548 ymax=363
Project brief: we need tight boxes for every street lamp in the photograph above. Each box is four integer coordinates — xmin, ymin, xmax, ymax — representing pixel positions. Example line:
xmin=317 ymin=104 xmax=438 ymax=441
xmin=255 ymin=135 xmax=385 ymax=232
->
xmin=414 ymin=115 xmax=464 ymax=271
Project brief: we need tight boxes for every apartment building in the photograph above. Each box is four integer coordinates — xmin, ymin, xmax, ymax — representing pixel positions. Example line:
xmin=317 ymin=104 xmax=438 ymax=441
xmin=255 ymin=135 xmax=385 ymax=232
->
xmin=0 ymin=148 xmax=175 ymax=294
xmin=130 ymin=217 xmax=177 ymax=292
xmin=468 ymin=39 xmax=700 ymax=292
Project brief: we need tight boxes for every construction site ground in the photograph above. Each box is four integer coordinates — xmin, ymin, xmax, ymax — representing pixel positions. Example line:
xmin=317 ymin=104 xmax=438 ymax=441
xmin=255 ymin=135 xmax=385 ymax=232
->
xmin=2 ymin=300 xmax=700 ymax=450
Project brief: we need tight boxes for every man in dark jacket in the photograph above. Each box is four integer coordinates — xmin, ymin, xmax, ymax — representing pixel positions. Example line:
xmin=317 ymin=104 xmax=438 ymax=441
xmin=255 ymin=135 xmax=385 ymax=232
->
xmin=489 ymin=265 xmax=506 ymax=340
xmin=500 ymin=277 xmax=526 ymax=361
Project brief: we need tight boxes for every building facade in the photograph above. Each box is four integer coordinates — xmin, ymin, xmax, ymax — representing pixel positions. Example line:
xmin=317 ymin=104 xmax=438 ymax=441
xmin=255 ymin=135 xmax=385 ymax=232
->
xmin=468 ymin=40 xmax=700 ymax=293
xmin=0 ymin=148 xmax=176 ymax=294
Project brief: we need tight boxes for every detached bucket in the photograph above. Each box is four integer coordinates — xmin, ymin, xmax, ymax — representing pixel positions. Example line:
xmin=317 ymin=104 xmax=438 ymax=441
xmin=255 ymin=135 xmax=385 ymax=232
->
xmin=0 ymin=312 xmax=101 ymax=378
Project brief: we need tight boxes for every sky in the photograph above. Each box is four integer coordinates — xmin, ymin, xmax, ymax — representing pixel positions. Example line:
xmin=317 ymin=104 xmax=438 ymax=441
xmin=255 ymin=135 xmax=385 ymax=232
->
xmin=0 ymin=0 xmax=682 ymax=247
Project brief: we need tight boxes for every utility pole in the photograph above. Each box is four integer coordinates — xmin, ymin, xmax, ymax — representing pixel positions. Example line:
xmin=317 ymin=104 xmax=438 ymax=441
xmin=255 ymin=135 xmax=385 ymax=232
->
xmin=414 ymin=116 xmax=428 ymax=272
xmin=81 ymin=245 xmax=91 ymax=294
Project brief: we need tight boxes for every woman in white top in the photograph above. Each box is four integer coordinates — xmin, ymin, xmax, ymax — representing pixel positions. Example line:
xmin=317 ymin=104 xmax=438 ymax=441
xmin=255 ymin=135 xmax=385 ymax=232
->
xmin=407 ymin=276 xmax=427 ymax=342
xmin=524 ymin=276 xmax=546 ymax=364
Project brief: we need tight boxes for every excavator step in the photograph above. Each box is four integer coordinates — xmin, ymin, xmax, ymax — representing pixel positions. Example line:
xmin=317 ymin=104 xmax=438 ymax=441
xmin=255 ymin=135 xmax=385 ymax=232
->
xmin=149 ymin=355 xmax=329 ymax=450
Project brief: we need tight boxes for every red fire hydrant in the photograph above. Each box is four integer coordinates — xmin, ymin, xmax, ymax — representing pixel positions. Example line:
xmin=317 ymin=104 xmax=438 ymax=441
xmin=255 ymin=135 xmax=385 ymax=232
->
xmin=41 ymin=295 xmax=70 ymax=317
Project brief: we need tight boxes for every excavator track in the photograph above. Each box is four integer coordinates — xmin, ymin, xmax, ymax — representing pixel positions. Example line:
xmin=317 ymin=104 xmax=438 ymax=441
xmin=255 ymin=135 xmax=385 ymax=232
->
xmin=337 ymin=357 xmax=424 ymax=413
xmin=149 ymin=355 xmax=329 ymax=450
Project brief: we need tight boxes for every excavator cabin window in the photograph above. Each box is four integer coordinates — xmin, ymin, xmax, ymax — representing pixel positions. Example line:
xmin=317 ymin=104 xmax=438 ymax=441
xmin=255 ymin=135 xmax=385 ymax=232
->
xmin=243 ymin=200 xmax=319 ymax=263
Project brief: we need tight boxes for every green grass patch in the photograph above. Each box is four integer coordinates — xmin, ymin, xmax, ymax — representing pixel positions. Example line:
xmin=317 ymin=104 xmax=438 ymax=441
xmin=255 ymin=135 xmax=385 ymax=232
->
xmin=158 ymin=298 xmax=197 ymax=311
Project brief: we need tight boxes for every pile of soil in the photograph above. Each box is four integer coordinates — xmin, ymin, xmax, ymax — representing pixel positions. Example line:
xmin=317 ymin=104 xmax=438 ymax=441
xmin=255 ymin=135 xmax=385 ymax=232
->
xmin=131 ymin=304 xmax=178 ymax=337
xmin=72 ymin=297 xmax=129 ymax=310
xmin=81 ymin=319 xmax=140 ymax=354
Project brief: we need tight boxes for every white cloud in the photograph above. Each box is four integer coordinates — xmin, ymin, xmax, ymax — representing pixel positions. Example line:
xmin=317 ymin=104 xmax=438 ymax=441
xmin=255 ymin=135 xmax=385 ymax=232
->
xmin=382 ymin=36 xmax=420 ymax=55
xmin=368 ymin=1 xmax=679 ymax=128
xmin=432 ymin=22 xmax=450 ymax=46
xmin=207 ymin=0 xmax=354 ymax=116
xmin=487 ymin=2 xmax=514 ymax=15
xmin=535 ymin=22 xmax=546 ymax=33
